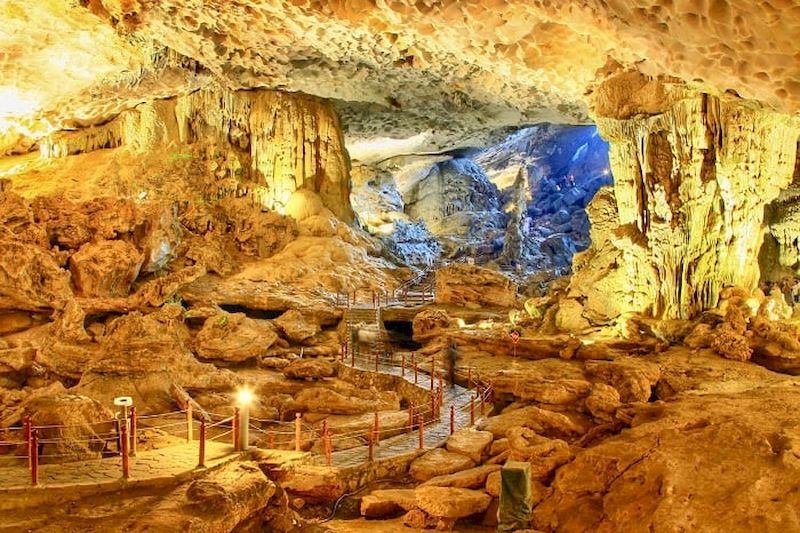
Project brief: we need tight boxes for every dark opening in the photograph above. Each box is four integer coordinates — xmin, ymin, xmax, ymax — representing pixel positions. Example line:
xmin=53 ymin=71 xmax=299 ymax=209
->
xmin=382 ymin=320 xmax=421 ymax=350
xmin=219 ymin=305 xmax=284 ymax=319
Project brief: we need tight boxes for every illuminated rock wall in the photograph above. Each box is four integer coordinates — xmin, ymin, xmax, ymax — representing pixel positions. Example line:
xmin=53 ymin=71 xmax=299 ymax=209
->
xmin=571 ymin=87 xmax=800 ymax=321
xmin=40 ymin=87 xmax=354 ymax=222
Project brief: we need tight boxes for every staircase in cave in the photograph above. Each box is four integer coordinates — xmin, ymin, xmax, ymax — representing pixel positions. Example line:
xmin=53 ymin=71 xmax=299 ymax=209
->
xmin=346 ymin=306 xmax=386 ymax=363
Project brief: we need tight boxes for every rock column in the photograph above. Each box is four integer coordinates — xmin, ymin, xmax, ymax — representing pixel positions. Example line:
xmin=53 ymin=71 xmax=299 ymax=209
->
xmin=570 ymin=80 xmax=800 ymax=322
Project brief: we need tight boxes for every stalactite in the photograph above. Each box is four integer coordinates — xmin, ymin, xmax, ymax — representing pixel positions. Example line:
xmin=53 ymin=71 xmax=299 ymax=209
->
xmin=571 ymin=91 xmax=800 ymax=322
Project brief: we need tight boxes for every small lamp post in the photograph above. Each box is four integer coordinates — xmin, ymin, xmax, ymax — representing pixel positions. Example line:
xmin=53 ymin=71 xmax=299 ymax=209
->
xmin=237 ymin=389 xmax=253 ymax=451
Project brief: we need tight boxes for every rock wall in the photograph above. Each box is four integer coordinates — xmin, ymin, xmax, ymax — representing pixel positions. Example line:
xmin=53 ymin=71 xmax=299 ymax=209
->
xmin=41 ymin=87 xmax=354 ymax=222
xmin=571 ymin=79 xmax=800 ymax=322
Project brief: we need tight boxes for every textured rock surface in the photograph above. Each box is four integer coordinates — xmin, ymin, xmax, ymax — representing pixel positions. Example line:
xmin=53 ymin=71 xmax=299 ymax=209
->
xmin=409 ymin=448 xmax=476 ymax=482
xmin=360 ymin=489 xmax=418 ymax=518
xmin=415 ymin=486 xmax=491 ymax=519
xmin=7 ymin=0 xmax=800 ymax=155
xmin=435 ymin=264 xmax=517 ymax=309
xmin=445 ymin=428 xmax=494 ymax=464
xmin=194 ymin=311 xmax=278 ymax=363
xmin=570 ymin=83 xmax=800 ymax=323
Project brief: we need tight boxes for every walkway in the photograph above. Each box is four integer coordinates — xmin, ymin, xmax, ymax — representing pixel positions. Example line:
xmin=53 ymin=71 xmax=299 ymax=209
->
xmin=0 ymin=441 xmax=236 ymax=491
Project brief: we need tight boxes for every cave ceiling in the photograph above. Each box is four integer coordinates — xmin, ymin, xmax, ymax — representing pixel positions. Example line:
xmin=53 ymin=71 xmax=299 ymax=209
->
xmin=2 ymin=0 xmax=800 ymax=158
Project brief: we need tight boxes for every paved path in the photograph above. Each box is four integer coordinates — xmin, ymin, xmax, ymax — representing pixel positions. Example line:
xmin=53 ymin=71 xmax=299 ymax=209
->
xmin=331 ymin=352 xmax=483 ymax=469
xmin=0 ymin=441 xmax=236 ymax=490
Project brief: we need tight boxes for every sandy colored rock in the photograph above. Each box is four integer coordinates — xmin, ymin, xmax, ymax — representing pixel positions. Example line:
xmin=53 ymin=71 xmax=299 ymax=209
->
xmin=479 ymin=405 xmax=587 ymax=440
xmin=585 ymin=383 xmax=622 ymax=422
xmin=23 ymin=393 xmax=114 ymax=462
xmin=195 ymin=312 xmax=279 ymax=363
xmin=69 ymin=240 xmax=143 ymax=298
xmin=446 ymin=428 xmax=494 ymax=463
xmin=273 ymin=309 xmax=321 ymax=343
xmin=485 ymin=470 xmax=501 ymax=497
xmin=360 ymin=489 xmax=418 ymax=518
xmin=292 ymin=387 xmax=399 ymax=415
xmin=282 ymin=358 xmax=336 ymax=380
xmin=507 ymin=427 xmax=573 ymax=481
xmin=281 ymin=466 xmax=345 ymax=504
xmin=410 ymin=448 xmax=477 ymax=482
xmin=421 ymin=464 xmax=501 ymax=490
xmin=415 ymin=486 xmax=491 ymax=519
xmin=435 ymin=264 xmax=517 ymax=309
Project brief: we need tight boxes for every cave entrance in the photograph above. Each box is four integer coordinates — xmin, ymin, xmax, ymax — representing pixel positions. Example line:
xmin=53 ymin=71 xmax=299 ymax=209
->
xmin=382 ymin=320 xmax=421 ymax=350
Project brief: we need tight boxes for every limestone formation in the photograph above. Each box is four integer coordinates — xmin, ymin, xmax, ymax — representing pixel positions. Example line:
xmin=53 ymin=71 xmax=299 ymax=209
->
xmin=414 ymin=486 xmax=492 ymax=519
xmin=445 ymin=428 xmax=494 ymax=464
xmin=194 ymin=311 xmax=279 ymax=363
xmin=435 ymin=264 xmax=518 ymax=309
xmin=409 ymin=448 xmax=477 ymax=482
xmin=570 ymin=79 xmax=800 ymax=323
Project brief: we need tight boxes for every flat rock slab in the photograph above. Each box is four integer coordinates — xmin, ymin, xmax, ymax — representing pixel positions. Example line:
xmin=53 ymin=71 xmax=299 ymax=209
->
xmin=409 ymin=448 xmax=476 ymax=481
xmin=421 ymin=464 xmax=501 ymax=490
xmin=360 ymin=489 xmax=418 ymax=518
xmin=446 ymin=428 xmax=494 ymax=463
xmin=415 ymin=486 xmax=492 ymax=518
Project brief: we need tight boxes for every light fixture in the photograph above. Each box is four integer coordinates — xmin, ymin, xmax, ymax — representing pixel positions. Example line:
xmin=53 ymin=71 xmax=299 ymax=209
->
xmin=237 ymin=389 xmax=253 ymax=406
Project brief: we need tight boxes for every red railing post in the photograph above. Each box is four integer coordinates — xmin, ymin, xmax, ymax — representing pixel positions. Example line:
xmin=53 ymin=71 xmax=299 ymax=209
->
xmin=470 ymin=396 xmax=475 ymax=425
xmin=430 ymin=393 xmax=436 ymax=421
xmin=480 ymin=389 xmax=485 ymax=416
xmin=130 ymin=407 xmax=138 ymax=457
xmin=401 ymin=353 xmax=406 ymax=377
xmin=324 ymin=429 xmax=332 ymax=466
xmin=121 ymin=421 xmax=130 ymax=480
xmin=417 ymin=414 xmax=424 ymax=450
xmin=374 ymin=350 xmax=379 ymax=372
xmin=430 ymin=356 xmax=435 ymax=391
xmin=373 ymin=412 xmax=380 ymax=444
xmin=467 ymin=367 xmax=472 ymax=389
xmin=367 ymin=425 xmax=374 ymax=461
xmin=267 ymin=428 xmax=274 ymax=449
xmin=407 ymin=402 xmax=414 ymax=433
xmin=413 ymin=353 xmax=418 ymax=384
xmin=450 ymin=405 xmax=455 ymax=435
xmin=198 ymin=419 xmax=206 ymax=468
xmin=24 ymin=415 xmax=32 ymax=470
xmin=233 ymin=406 xmax=240 ymax=451
xmin=295 ymin=413 xmax=302 ymax=452
xmin=30 ymin=429 xmax=39 ymax=486
xmin=186 ymin=403 xmax=193 ymax=442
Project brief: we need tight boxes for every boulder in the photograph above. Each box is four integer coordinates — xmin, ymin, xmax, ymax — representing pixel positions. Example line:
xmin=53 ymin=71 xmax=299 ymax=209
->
xmin=273 ymin=309 xmax=321 ymax=342
xmin=421 ymin=464 xmax=501 ymax=489
xmin=555 ymin=298 xmax=591 ymax=332
xmin=23 ymin=393 xmax=115 ymax=461
xmin=446 ymin=428 xmax=494 ymax=463
xmin=479 ymin=405 xmax=587 ymax=440
xmin=410 ymin=448 xmax=476 ymax=481
xmin=282 ymin=358 xmax=335 ymax=380
xmin=360 ymin=489 xmax=418 ymax=518
xmin=195 ymin=312 xmax=279 ymax=362
xmin=585 ymin=383 xmax=622 ymax=421
xmin=507 ymin=427 xmax=573 ymax=480
xmin=281 ymin=466 xmax=344 ymax=504
xmin=415 ymin=486 xmax=492 ymax=519
xmin=485 ymin=470 xmax=501 ymax=497
xmin=69 ymin=240 xmax=143 ymax=298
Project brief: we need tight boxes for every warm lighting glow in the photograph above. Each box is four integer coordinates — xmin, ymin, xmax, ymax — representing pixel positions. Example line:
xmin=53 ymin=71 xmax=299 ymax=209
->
xmin=602 ymin=168 xmax=610 ymax=176
xmin=237 ymin=389 xmax=253 ymax=405
xmin=456 ymin=318 xmax=467 ymax=328
xmin=0 ymin=87 xmax=41 ymax=118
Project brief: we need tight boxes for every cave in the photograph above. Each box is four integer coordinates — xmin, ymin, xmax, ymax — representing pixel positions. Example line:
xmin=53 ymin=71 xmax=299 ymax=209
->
xmin=2 ymin=2 xmax=800 ymax=532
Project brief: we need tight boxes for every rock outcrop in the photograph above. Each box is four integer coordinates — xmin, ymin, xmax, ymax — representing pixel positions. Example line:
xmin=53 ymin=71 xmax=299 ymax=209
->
xmin=569 ymin=77 xmax=800 ymax=323
xmin=435 ymin=264 xmax=517 ymax=309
